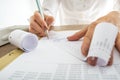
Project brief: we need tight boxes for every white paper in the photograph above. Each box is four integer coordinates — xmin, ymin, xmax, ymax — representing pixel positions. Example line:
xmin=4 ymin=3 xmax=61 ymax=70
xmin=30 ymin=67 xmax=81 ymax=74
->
xmin=0 ymin=30 xmax=120 ymax=80
xmin=1 ymin=64 xmax=120 ymax=80
xmin=9 ymin=30 xmax=38 ymax=52
xmin=87 ymin=22 xmax=118 ymax=66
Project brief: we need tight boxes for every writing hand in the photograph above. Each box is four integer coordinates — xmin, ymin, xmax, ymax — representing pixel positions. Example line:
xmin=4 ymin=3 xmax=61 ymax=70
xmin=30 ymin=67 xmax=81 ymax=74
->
xmin=29 ymin=11 xmax=54 ymax=37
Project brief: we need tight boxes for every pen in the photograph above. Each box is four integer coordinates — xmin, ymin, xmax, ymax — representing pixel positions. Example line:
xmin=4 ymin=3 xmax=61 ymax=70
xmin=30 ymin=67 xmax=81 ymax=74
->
xmin=36 ymin=0 xmax=49 ymax=38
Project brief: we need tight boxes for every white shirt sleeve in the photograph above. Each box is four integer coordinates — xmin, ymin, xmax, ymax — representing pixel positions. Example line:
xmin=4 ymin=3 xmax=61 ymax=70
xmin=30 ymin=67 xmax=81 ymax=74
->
xmin=42 ymin=0 xmax=61 ymax=18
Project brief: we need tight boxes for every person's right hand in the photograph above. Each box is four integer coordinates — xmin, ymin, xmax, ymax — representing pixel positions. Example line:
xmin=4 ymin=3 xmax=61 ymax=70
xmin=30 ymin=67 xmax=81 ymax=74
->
xmin=29 ymin=11 xmax=54 ymax=37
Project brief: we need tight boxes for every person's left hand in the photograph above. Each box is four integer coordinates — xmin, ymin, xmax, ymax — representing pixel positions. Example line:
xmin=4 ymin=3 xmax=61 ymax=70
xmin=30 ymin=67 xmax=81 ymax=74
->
xmin=67 ymin=11 xmax=120 ymax=66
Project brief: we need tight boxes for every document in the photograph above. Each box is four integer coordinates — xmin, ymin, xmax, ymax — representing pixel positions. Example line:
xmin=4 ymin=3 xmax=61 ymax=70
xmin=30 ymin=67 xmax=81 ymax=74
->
xmin=0 ymin=30 xmax=120 ymax=80
xmin=1 ymin=63 xmax=120 ymax=80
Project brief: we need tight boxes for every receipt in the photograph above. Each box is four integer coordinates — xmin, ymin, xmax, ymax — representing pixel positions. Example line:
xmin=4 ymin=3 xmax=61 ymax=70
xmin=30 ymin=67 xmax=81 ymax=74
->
xmin=87 ymin=22 xmax=118 ymax=66
xmin=8 ymin=30 xmax=38 ymax=52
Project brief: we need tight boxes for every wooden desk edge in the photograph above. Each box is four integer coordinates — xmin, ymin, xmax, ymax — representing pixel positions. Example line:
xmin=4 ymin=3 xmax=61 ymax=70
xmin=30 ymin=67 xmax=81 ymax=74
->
xmin=0 ymin=24 xmax=87 ymax=57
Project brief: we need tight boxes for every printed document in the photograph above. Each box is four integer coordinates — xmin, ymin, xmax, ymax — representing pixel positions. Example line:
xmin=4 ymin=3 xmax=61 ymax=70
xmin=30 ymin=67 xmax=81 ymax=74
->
xmin=0 ymin=30 xmax=120 ymax=80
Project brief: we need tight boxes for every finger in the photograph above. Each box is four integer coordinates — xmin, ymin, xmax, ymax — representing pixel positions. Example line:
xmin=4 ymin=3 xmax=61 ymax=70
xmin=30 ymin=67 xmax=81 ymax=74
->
xmin=30 ymin=19 xmax=45 ymax=36
xmin=87 ymin=57 xmax=98 ymax=66
xmin=87 ymin=47 xmax=114 ymax=66
xmin=81 ymin=36 xmax=91 ymax=56
xmin=29 ymin=26 xmax=45 ymax=37
xmin=115 ymin=32 xmax=120 ymax=52
xmin=107 ymin=48 xmax=114 ymax=66
xmin=29 ymin=26 xmax=38 ymax=34
xmin=45 ymin=15 xmax=54 ymax=27
xmin=81 ymin=22 xmax=97 ymax=56
xmin=67 ymin=26 xmax=88 ymax=41
xmin=34 ymin=11 xmax=47 ymax=30
xmin=45 ymin=16 xmax=54 ymax=30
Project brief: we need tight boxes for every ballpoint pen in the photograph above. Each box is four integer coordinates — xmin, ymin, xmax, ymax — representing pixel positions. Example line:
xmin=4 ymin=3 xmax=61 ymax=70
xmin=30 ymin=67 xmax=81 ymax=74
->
xmin=36 ymin=0 xmax=49 ymax=38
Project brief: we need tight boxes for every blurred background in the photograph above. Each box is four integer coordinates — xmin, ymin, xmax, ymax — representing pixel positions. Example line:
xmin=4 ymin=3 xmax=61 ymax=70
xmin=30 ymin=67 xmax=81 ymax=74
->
xmin=0 ymin=0 xmax=60 ymax=29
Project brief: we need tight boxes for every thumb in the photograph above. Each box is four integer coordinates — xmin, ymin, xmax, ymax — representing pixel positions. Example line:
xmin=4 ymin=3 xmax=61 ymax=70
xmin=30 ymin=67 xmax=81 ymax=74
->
xmin=115 ymin=32 xmax=120 ymax=52
xmin=67 ymin=27 xmax=88 ymax=41
xmin=107 ymin=49 xmax=114 ymax=66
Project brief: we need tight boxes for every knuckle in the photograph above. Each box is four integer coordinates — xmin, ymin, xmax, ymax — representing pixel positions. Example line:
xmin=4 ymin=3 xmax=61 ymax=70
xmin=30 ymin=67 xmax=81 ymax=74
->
xmin=34 ymin=11 xmax=41 ymax=19
xmin=88 ymin=22 xmax=97 ymax=30
xmin=49 ymin=16 xmax=54 ymax=22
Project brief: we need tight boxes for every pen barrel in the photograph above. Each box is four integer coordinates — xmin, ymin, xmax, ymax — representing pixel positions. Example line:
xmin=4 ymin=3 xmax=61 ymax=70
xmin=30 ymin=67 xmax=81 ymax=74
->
xmin=36 ymin=0 xmax=44 ymax=19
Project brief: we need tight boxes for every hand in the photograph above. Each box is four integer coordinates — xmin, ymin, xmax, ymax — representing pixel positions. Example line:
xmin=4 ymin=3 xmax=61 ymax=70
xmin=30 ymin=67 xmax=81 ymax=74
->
xmin=67 ymin=11 xmax=120 ymax=66
xmin=29 ymin=11 xmax=54 ymax=37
